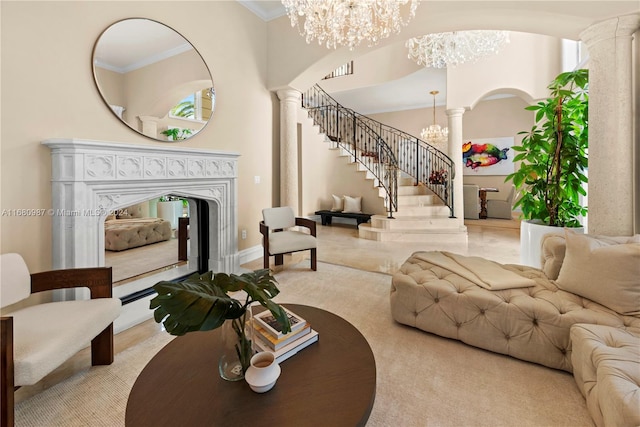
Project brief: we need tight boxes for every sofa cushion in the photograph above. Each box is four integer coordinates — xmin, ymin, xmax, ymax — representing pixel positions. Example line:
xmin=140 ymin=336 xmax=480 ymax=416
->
xmin=556 ymin=230 xmax=640 ymax=315
xmin=268 ymin=230 xmax=317 ymax=255
xmin=10 ymin=298 xmax=121 ymax=385
xmin=330 ymin=194 xmax=343 ymax=212
xmin=570 ymin=324 xmax=640 ymax=427
xmin=343 ymin=195 xmax=362 ymax=214
xmin=540 ymin=234 xmax=567 ymax=280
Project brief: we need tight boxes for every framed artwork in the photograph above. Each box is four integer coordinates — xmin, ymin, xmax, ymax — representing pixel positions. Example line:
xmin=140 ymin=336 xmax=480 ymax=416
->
xmin=462 ymin=136 xmax=515 ymax=176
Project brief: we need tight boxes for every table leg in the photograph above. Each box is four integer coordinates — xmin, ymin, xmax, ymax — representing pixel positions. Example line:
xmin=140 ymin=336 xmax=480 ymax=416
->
xmin=479 ymin=190 xmax=488 ymax=219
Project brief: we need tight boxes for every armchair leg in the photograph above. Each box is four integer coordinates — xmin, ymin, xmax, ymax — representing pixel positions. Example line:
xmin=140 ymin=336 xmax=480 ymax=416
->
xmin=275 ymin=254 xmax=284 ymax=266
xmin=1 ymin=317 xmax=14 ymax=427
xmin=310 ymin=249 xmax=317 ymax=271
xmin=263 ymin=252 xmax=270 ymax=269
xmin=91 ymin=324 xmax=114 ymax=366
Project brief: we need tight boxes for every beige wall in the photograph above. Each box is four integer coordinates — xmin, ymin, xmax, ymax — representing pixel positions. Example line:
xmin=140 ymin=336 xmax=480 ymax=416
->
xmin=297 ymin=110 xmax=386 ymax=218
xmin=635 ymin=29 xmax=639 ymax=232
xmin=446 ymin=32 xmax=562 ymax=108
xmin=0 ymin=1 xmax=272 ymax=281
xmin=319 ymin=40 xmax=424 ymax=94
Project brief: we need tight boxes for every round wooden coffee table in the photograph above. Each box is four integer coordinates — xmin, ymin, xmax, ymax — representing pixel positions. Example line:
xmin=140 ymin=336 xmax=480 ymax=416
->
xmin=126 ymin=304 xmax=376 ymax=427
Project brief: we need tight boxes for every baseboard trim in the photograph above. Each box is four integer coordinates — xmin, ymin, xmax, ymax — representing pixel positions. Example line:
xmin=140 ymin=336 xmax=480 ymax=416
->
xmin=238 ymin=245 xmax=263 ymax=266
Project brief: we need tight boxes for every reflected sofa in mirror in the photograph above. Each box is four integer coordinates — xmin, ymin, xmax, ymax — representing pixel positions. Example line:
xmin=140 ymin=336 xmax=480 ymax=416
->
xmin=92 ymin=18 xmax=214 ymax=141
xmin=104 ymin=196 xmax=191 ymax=284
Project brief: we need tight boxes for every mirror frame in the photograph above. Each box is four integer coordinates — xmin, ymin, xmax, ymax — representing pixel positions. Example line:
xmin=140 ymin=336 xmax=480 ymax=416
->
xmin=92 ymin=18 xmax=215 ymax=142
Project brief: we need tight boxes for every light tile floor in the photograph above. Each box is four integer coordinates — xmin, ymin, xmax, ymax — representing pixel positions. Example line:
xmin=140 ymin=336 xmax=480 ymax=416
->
xmin=244 ymin=219 xmax=521 ymax=274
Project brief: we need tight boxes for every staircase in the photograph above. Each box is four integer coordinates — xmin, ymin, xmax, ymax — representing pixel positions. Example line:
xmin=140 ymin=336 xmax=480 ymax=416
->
xmin=301 ymin=85 xmax=466 ymax=242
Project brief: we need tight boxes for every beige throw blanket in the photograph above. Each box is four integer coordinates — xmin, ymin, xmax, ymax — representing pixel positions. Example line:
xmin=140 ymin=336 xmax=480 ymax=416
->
xmin=413 ymin=251 xmax=536 ymax=290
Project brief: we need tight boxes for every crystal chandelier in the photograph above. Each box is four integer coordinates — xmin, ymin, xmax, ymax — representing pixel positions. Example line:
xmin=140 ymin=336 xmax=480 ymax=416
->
xmin=421 ymin=90 xmax=448 ymax=150
xmin=406 ymin=30 xmax=510 ymax=68
xmin=281 ymin=0 xmax=421 ymax=50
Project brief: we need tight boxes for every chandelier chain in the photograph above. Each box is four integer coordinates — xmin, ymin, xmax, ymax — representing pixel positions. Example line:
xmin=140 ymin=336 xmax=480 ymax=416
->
xmin=421 ymin=90 xmax=448 ymax=150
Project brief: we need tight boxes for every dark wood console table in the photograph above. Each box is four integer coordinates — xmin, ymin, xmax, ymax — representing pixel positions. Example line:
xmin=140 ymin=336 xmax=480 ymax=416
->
xmin=479 ymin=187 xmax=499 ymax=219
xmin=125 ymin=304 xmax=376 ymax=427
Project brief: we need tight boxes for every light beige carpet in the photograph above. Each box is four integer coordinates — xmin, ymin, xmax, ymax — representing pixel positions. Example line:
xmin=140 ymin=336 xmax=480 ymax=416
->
xmin=15 ymin=261 xmax=593 ymax=427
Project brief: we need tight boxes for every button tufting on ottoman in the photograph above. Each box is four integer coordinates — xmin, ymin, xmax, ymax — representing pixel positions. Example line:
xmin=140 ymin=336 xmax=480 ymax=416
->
xmin=570 ymin=324 xmax=640 ymax=427
xmin=390 ymin=249 xmax=640 ymax=373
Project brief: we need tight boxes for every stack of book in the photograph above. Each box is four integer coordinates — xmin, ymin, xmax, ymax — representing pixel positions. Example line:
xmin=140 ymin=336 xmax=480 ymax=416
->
xmin=250 ymin=307 xmax=318 ymax=363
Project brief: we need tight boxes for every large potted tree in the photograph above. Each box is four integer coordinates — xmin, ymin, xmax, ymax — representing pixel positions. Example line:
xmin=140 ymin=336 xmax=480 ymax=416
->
xmin=506 ymin=69 xmax=588 ymax=267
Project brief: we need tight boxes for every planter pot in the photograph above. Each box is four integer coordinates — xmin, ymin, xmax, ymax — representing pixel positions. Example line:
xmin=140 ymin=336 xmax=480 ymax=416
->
xmin=157 ymin=200 xmax=183 ymax=229
xmin=520 ymin=220 xmax=584 ymax=268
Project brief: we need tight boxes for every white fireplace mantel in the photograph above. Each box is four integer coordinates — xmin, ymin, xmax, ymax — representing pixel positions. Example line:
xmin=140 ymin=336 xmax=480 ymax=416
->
xmin=43 ymin=138 xmax=240 ymax=330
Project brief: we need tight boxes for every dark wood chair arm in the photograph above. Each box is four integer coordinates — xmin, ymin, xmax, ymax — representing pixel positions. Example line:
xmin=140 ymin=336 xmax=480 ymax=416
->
xmin=295 ymin=217 xmax=317 ymax=237
xmin=1 ymin=316 xmax=15 ymax=427
xmin=30 ymin=267 xmax=113 ymax=299
xmin=259 ymin=221 xmax=269 ymax=238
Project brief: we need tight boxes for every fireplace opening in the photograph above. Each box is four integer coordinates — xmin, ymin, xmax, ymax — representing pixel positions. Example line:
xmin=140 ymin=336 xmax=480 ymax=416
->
xmin=104 ymin=194 xmax=214 ymax=305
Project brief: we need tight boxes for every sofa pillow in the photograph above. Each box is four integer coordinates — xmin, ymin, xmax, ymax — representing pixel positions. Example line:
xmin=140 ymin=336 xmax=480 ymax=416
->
xmin=331 ymin=195 xmax=343 ymax=212
xmin=556 ymin=230 xmax=640 ymax=315
xmin=343 ymin=196 xmax=362 ymax=214
xmin=540 ymin=234 xmax=567 ymax=280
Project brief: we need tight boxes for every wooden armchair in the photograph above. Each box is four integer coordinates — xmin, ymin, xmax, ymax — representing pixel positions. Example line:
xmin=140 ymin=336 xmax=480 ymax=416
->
xmin=260 ymin=207 xmax=317 ymax=271
xmin=0 ymin=253 xmax=121 ymax=427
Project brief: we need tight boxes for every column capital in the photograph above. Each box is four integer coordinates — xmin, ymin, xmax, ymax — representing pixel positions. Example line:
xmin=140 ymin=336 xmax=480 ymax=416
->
xmin=580 ymin=13 xmax=640 ymax=47
xmin=445 ymin=108 xmax=466 ymax=118
xmin=276 ymin=88 xmax=302 ymax=103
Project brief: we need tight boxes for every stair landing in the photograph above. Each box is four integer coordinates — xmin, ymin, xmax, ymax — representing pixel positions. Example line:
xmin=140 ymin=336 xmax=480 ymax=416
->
xmin=359 ymin=180 xmax=467 ymax=243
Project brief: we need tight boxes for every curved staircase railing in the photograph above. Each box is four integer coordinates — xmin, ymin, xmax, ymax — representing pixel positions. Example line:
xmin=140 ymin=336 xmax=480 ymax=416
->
xmin=302 ymin=84 xmax=454 ymax=218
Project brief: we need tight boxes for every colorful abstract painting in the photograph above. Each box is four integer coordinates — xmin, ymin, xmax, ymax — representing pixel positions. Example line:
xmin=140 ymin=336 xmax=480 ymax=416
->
xmin=462 ymin=137 xmax=514 ymax=176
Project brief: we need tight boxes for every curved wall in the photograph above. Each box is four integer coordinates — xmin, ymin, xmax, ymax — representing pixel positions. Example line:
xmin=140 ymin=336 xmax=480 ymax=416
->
xmin=267 ymin=1 xmax=640 ymax=91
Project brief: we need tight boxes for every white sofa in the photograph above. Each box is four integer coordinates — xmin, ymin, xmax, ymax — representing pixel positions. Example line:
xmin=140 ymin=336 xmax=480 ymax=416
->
xmin=391 ymin=230 xmax=639 ymax=426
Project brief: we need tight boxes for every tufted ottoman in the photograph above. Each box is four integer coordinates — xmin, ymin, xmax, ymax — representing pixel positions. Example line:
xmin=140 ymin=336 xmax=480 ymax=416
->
xmin=390 ymin=250 xmax=640 ymax=372
xmin=570 ymin=324 xmax=640 ymax=427
xmin=105 ymin=218 xmax=173 ymax=251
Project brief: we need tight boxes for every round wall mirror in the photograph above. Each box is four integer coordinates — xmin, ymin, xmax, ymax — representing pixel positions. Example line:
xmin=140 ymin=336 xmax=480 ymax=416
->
xmin=92 ymin=18 xmax=214 ymax=142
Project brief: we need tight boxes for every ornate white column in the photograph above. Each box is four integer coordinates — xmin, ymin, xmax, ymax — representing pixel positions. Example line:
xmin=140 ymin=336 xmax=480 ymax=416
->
xmin=276 ymin=89 xmax=302 ymax=213
xmin=446 ymin=108 xmax=466 ymax=226
xmin=580 ymin=14 xmax=640 ymax=235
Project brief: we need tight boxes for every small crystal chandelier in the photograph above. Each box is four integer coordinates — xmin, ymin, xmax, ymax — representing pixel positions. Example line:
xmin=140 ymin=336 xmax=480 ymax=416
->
xmin=281 ymin=0 xmax=421 ymax=50
xmin=406 ymin=30 xmax=510 ymax=68
xmin=421 ymin=90 xmax=448 ymax=150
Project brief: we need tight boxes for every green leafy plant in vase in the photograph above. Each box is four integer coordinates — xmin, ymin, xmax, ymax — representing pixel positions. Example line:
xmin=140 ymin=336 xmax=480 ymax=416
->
xmin=160 ymin=127 xmax=193 ymax=141
xmin=150 ymin=269 xmax=290 ymax=381
xmin=506 ymin=69 xmax=589 ymax=227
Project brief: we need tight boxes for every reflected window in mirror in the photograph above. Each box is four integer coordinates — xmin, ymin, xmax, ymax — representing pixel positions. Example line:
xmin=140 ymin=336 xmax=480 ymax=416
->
xmin=92 ymin=18 xmax=215 ymax=142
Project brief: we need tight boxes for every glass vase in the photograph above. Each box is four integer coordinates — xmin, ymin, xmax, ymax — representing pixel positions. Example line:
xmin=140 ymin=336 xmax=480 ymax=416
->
xmin=218 ymin=311 xmax=253 ymax=381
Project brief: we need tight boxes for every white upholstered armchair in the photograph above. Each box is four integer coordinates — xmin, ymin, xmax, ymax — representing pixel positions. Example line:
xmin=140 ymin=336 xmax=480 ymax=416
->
xmin=0 ymin=254 xmax=121 ymax=427
xmin=463 ymin=184 xmax=480 ymax=219
xmin=487 ymin=185 xmax=516 ymax=220
xmin=260 ymin=207 xmax=317 ymax=271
